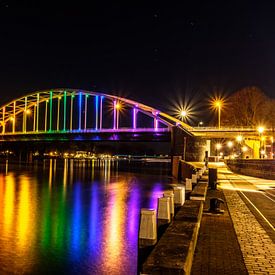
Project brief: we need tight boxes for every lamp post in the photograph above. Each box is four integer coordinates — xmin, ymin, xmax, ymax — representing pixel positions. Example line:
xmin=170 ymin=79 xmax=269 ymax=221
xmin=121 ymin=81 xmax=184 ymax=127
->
xmin=215 ymin=100 xmax=222 ymax=129
xmin=257 ymin=126 xmax=264 ymax=159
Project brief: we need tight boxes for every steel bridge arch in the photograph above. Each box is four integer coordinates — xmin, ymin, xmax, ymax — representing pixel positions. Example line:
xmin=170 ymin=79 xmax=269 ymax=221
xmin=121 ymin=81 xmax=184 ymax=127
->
xmin=0 ymin=88 xmax=193 ymax=135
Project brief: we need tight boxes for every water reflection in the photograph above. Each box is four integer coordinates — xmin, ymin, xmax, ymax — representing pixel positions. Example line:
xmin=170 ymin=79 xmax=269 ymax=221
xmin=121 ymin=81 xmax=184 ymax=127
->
xmin=0 ymin=159 xmax=173 ymax=274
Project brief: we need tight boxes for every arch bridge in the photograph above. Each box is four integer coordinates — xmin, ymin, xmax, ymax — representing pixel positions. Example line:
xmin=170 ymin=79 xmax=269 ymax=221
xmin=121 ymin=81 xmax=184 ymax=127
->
xmin=0 ymin=89 xmax=193 ymax=142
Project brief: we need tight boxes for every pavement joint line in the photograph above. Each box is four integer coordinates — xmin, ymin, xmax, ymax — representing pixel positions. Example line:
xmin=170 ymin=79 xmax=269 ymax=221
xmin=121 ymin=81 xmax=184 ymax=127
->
xmin=262 ymin=192 xmax=275 ymax=203
xmin=239 ymin=190 xmax=275 ymax=232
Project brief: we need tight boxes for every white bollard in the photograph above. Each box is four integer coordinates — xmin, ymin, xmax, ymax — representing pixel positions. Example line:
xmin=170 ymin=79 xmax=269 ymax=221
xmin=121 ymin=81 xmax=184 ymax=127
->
xmin=157 ymin=197 xmax=170 ymax=222
xmin=192 ymin=174 xmax=197 ymax=184
xmin=139 ymin=208 xmax=157 ymax=246
xmin=185 ymin=178 xmax=192 ymax=191
xmin=163 ymin=190 xmax=175 ymax=217
xmin=173 ymin=186 xmax=185 ymax=205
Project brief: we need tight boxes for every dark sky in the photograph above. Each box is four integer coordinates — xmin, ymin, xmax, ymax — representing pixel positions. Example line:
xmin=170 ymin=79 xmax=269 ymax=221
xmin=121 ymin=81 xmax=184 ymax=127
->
xmin=1 ymin=1 xmax=275 ymax=116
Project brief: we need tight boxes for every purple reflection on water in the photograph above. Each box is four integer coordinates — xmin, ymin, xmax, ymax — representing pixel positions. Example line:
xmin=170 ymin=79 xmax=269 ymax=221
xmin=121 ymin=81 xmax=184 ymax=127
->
xmin=89 ymin=182 xmax=100 ymax=251
xmin=71 ymin=183 xmax=82 ymax=256
xmin=127 ymin=183 xmax=140 ymax=239
xmin=149 ymin=183 xmax=163 ymax=210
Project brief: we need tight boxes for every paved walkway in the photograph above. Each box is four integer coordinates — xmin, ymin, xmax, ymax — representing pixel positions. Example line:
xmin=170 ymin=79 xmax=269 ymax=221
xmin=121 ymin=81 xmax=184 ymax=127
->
xmin=192 ymin=163 xmax=275 ymax=275
xmin=191 ymin=188 xmax=248 ymax=275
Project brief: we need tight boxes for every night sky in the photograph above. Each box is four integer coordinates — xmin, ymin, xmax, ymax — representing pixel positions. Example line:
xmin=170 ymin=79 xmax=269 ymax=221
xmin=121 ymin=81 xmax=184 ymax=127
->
xmin=1 ymin=1 xmax=275 ymax=118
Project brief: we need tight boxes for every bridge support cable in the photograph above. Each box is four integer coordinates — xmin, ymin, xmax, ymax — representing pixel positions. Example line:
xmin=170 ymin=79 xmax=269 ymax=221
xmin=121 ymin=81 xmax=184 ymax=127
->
xmin=57 ymin=96 xmax=61 ymax=131
xmin=45 ymin=100 xmax=48 ymax=132
xmin=33 ymin=104 xmax=36 ymax=132
xmin=95 ymin=95 xmax=99 ymax=130
xmin=113 ymin=100 xmax=117 ymax=130
xmin=49 ymin=91 xmax=53 ymax=131
xmin=70 ymin=94 xmax=74 ymax=131
xmin=2 ymin=107 xmax=5 ymax=134
xmin=63 ymin=91 xmax=67 ymax=131
xmin=100 ymin=96 xmax=103 ymax=130
xmin=133 ymin=107 xmax=137 ymax=129
xmin=12 ymin=101 xmax=15 ymax=133
xmin=154 ymin=112 xmax=159 ymax=130
xmin=78 ymin=92 xmax=82 ymax=131
xmin=36 ymin=93 xmax=39 ymax=132
xmin=24 ymin=97 xmax=27 ymax=133
xmin=116 ymin=105 xmax=119 ymax=129
xmin=84 ymin=94 xmax=88 ymax=130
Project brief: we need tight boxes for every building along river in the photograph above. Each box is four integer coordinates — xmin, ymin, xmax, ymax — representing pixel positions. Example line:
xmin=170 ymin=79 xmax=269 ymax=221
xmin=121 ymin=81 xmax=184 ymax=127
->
xmin=0 ymin=158 xmax=176 ymax=274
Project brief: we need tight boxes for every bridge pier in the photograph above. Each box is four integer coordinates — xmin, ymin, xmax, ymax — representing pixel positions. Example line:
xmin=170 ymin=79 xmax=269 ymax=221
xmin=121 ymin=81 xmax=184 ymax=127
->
xmin=171 ymin=126 xmax=207 ymax=162
xmin=171 ymin=126 xmax=207 ymax=178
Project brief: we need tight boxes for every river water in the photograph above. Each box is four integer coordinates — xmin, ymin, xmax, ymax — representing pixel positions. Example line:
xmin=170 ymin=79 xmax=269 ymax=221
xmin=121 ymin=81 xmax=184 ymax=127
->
xmin=0 ymin=159 xmax=175 ymax=274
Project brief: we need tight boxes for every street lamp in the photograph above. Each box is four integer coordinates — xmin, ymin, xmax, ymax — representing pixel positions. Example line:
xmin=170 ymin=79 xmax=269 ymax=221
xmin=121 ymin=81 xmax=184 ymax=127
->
xmin=211 ymin=98 xmax=223 ymax=129
xmin=257 ymin=126 xmax=265 ymax=158
xmin=180 ymin=110 xmax=188 ymax=120
xmin=198 ymin=121 xmax=203 ymax=127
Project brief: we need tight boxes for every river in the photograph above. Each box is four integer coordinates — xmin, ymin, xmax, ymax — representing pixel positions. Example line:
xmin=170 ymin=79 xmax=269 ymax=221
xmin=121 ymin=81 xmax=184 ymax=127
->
xmin=0 ymin=159 xmax=175 ymax=274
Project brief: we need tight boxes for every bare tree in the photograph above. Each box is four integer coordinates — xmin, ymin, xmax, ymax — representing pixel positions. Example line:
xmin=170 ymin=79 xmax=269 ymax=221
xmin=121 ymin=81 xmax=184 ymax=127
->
xmin=223 ymin=87 xmax=269 ymax=127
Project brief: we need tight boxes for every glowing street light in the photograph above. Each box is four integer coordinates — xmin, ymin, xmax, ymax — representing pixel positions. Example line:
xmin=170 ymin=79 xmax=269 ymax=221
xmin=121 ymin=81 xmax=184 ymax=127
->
xmin=236 ymin=135 xmax=243 ymax=143
xmin=227 ymin=141 xmax=233 ymax=148
xmin=179 ymin=109 xmax=189 ymax=121
xmin=257 ymin=126 xmax=265 ymax=158
xmin=257 ymin=126 xmax=264 ymax=134
xmin=216 ymin=143 xmax=222 ymax=150
xmin=211 ymin=98 xmax=224 ymax=129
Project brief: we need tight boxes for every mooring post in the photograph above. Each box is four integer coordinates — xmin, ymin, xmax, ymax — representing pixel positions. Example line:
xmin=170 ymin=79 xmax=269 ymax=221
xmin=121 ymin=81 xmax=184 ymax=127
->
xmin=163 ymin=190 xmax=175 ymax=218
xmin=173 ymin=186 xmax=185 ymax=206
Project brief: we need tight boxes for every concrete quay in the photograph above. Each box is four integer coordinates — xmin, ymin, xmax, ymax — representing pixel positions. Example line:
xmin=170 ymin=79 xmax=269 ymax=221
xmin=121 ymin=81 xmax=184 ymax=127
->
xmin=141 ymin=161 xmax=275 ymax=274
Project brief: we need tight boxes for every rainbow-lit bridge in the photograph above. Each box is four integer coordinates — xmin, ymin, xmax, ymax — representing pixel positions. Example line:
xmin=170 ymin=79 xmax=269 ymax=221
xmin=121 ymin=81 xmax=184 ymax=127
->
xmin=0 ymin=89 xmax=193 ymax=142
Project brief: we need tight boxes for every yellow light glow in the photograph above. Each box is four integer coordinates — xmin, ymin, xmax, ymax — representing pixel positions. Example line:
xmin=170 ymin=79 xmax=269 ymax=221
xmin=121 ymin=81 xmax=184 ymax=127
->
xmin=215 ymin=100 xmax=221 ymax=107
xmin=216 ymin=143 xmax=222 ymax=150
xmin=115 ymin=103 xmax=121 ymax=110
xmin=25 ymin=109 xmax=31 ymax=115
xmin=257 ymin=126 xmax=264 ymax=134
xmin=210 ymin=96 xmax=225 ymax=110
xmin=242 ymin=146 xmax=248 ymax=152
xmin=236 ymin=135 xmax=243 ymax=142
xmin=9 ymin=117 xmax=14 ymax=121
xmin=227 ymin=141 xmax=233 ymax=148
xmin=180 ymin=110 xmax=187 ymax=117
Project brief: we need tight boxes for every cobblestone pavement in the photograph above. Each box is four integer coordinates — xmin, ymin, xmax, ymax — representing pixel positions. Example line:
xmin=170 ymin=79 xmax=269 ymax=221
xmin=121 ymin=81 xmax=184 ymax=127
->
xmin=220 ymin=170 xmax=275 ymax=275
xmin=191 ymin=189 xmax=248 ymax=275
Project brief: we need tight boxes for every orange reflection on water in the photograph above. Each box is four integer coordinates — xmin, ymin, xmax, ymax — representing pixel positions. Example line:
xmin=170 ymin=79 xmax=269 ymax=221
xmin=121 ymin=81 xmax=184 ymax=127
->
xmin=0 ymin=175 xmax=5 ymax=228
xmin=3 ymin=174 xmax=15 ymax=237
xmin=17 ymin=176 xmax=37 ymax=254
xmin=103 ymin=179 xmax=127 ymax=273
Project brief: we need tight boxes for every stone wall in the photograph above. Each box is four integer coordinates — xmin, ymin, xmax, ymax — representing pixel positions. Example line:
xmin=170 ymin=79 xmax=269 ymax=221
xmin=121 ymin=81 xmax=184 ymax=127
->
xmin=226 ymin=159 xmax=275 ymax=179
